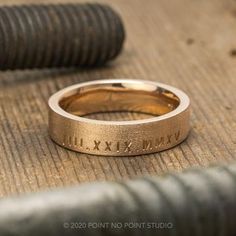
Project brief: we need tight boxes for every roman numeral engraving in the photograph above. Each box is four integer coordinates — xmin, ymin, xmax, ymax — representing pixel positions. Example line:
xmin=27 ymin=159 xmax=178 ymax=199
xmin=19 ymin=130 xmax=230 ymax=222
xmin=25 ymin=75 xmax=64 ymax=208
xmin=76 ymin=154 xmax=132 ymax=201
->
xmin=61 ymin=130 xmax=181 ymax=154
xmin=94 ymin=140 xmax=101 ymax=150
xmin=167 ymin=134 xmax=172 ymax=144
xmin=116 ymin=142 xmax=120 ymax=153
xmin=155 ymin=137 xmax=165 ymax=147
xmin=62 ymin=135 xmax=66 ymax=146
xmin=63 ymin=136 xmax=83 ymax=147
xmin=143 ymin=140 xmax=153 ymax=151
xmin=175 ymin=131 xmax=180 ymax=141
xmin=105 ymin=141 xmax=112 ymax=151
xmin=68 ymin=136 xmax=72 ymax=146
xmin=124 ymin=141 xmax=132 ymax=152
xmin=74 ymin=137 xmax=83 ymax=147
xmin=74 ymin=137 xmax=78 ymax=146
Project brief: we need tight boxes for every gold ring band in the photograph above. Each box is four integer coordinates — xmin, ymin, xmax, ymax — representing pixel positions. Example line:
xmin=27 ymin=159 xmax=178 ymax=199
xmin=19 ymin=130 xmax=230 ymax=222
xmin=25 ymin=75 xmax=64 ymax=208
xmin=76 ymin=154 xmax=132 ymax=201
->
xmin=48 ymin=79 xmax=190 ymax=156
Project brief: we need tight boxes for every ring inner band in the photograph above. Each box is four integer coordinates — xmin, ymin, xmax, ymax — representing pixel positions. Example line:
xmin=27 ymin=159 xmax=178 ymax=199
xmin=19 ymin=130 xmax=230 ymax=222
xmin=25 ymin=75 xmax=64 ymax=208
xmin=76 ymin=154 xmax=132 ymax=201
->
xmin=59 ymin=82 xmax=180 ymax=119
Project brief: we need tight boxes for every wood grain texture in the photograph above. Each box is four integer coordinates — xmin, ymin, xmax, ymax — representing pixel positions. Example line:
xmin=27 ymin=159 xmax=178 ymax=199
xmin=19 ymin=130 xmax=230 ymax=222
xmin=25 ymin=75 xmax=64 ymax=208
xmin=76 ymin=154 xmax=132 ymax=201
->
xmin=0 ymin=0 xmax=236 ymax=197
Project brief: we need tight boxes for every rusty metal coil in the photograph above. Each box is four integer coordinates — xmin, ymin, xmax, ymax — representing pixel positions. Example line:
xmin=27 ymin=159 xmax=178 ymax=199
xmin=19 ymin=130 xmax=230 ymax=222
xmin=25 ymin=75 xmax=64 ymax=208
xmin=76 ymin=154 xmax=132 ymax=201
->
xmin=0 ymin=3 xmax=125 ymax=70
xmin=0 ymin=164 xmax=235 ymax=235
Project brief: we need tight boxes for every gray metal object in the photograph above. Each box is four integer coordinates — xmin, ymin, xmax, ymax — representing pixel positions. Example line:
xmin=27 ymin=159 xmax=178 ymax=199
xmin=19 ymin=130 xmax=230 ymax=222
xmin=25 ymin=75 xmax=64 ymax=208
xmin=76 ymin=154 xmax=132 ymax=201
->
xmin=0 ymin=3 xmax=125 ymax=70
xmin=0 ymin=164 xmax=235 ymax=235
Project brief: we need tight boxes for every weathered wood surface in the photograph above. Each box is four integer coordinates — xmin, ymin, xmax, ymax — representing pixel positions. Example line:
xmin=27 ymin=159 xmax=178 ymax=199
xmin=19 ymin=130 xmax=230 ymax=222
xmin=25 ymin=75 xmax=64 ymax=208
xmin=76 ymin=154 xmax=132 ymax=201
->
xmin=0 ymin=0 xmax=235 ymax=197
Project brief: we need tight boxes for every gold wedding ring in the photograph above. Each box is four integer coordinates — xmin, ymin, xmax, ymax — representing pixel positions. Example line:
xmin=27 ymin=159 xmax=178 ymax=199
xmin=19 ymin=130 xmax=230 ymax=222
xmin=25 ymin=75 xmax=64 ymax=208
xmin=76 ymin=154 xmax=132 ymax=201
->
xmin=48 ymin=79 xmax=190 ymax=156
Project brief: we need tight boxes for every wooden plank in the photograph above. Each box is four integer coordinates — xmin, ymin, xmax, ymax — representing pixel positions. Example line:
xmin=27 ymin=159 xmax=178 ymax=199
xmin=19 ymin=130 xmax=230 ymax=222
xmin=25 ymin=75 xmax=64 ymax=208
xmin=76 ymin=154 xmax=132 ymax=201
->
xmin=0 ymin=0 xmax=235 ymax=197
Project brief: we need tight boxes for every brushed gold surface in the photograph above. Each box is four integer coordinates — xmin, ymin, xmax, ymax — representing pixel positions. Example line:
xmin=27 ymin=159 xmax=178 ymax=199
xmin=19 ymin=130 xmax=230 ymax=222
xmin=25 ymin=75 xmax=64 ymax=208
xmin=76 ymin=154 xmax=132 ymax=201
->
xmin=49 ymin=79 xmax=190 ymax=156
